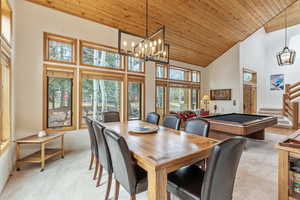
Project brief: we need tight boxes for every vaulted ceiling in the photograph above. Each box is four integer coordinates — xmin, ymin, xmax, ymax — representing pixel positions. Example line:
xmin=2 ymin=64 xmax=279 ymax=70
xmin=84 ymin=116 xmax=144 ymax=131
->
xmin=26 ymin=0 xmax=298 ymax=67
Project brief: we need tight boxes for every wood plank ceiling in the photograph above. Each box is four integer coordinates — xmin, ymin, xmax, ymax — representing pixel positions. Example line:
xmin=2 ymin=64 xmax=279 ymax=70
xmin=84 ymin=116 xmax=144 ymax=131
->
xmin=265 ymin=0 xmax=300 ymax=33
xmin=26 ymin=0 xmax=297 ymax=67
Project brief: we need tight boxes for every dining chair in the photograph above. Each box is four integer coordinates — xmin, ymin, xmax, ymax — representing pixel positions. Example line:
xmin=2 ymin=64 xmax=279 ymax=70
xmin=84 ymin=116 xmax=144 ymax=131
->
xmin=104 ymin=129 xmax=148 ymax=200
xmin=83 ymin=117 xmax=99 ymax=181
xmin=145 ymin=112 xmax=160 ymax=125
xmin=167 ymin=137 xmax=246 ymax=200
xmin=102 ymin=111 xmax=120 ymax=123
xmin=92 ymin=121 xmax=113 ymax=200
xmin=185 ymin=118 xmax=210 ymax=137
xmin=163 ymin=114 xmax=181 ymax=130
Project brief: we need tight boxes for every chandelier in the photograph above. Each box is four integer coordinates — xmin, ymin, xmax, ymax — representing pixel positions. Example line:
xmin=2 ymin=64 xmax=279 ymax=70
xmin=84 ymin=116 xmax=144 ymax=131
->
xmin=118 ymin=0 xmax=170 ymax=64
xmin=277 ymin=10 xmax=296 ymax=66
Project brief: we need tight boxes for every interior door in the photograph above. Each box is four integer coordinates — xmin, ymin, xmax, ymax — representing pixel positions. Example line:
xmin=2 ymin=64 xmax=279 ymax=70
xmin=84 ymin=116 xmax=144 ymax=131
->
xmin=243 ymin=85 xmax=252 ymax=114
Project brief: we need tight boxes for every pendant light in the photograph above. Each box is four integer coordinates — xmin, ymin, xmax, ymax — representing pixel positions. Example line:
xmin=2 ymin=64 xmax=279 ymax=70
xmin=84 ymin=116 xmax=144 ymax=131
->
xmin=276 ymin=10 xmax=296 ymax=66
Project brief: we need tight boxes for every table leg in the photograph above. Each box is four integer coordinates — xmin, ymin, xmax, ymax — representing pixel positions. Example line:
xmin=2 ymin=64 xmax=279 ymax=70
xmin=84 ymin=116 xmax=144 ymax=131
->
xmin=61 ymin=135 xmax=64 ymax=159
xmin=147 ymin=168 xmax=167 ymax=200
xmin=41 ymin=143 xmax=45 ymax=172
xmin=278 ymin=150 xmax=289 ymax=200
xmin=16 ymin=143 xmax=20 ymax=171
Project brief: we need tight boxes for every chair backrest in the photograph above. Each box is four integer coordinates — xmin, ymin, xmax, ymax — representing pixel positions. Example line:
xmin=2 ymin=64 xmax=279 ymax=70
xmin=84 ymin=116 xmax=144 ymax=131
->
xmin=201 ymin=137 xmax=246 ymax=200
xmin=103 ymin=129 xmax=137 ymax=195
xmin=92 ymin=121 xmax=112 ymax=173
xmin=163 ymin=114 xmax=181 ymax=130
xmin=83 ymin=117 xmax=98 ymax=158
xmin=146 ymin=112 xmax=160 ymax=125
xmin=185 ymin=118 xmax=210 ymax=137
xmin=102 ymin=111 xmax=120 ymax=123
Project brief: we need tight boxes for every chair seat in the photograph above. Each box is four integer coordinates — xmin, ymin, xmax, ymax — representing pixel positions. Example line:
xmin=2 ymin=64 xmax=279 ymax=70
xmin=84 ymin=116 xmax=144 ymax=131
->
xmin=167 ymin=165 xmax=205 ymax=200
xmin=134 ymin=165 xmax=148 ymax=193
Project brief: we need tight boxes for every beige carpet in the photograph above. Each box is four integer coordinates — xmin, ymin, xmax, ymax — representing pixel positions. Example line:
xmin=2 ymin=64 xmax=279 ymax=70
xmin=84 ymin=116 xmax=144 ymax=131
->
xmin=0 ymin=133 xmax=285 ymax=200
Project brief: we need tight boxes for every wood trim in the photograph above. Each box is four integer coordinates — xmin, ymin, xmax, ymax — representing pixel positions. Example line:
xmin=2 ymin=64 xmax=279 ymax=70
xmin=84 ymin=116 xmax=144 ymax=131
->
xmin=43 ymin=64 xmax=77 ymax=132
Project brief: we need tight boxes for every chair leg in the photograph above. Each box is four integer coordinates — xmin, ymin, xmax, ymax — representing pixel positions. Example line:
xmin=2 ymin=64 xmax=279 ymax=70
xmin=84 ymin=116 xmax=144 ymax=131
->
xmin=104 ymin=173 xmax=113 ymax=200
xmin=114 ymin=179 xmax=120 ymax=200
xmin=96 ymin=165 xmax=103 ymax=187
xmin=89 ymin=152 xmax=94 ymax=170
xmin=93 ymin=160 xmax=99 ymax=180
xmin=130 ymin=195 xmax=136 ymax=200
xmin=167 ymin=192 xmax=171 ymax=200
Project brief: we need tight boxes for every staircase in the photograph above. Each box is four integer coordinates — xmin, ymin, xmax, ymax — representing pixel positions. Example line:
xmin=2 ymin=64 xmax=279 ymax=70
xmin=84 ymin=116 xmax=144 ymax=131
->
xmin=258 ymin=108 xmax=293 ymax=129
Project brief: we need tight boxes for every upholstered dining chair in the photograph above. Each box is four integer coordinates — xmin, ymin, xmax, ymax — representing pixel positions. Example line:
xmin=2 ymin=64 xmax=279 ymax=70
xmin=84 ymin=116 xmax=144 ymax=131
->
xmin=163 ymin=114 xmax=181 ymax=130
xmin=185 ymin=118 xmax=210 ymax=137
xmin=167 ymin=137 xmax=246 ymax=200
xmin=102 ymin=111 xmax=120 ymax=123
xmin=83 ymin=117 xmax=99 ymax=181
xmin=92 ymin=121 xmax=113 ymax=200
xmin=104 ymin=129 xmax=148 ymax=200
xmin=145 ymin=112 xmax=160 ymax=125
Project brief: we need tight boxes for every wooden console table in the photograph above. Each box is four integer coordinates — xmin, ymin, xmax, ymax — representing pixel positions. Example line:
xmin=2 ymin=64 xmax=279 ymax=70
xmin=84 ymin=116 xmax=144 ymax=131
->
xmin=15 ymin=133 xmax=64 ymax=172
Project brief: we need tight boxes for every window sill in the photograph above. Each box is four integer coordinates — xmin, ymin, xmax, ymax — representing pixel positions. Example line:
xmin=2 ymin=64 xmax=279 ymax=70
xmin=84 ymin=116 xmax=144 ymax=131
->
xmin=0 ymin=140 xmax=11 ymax=156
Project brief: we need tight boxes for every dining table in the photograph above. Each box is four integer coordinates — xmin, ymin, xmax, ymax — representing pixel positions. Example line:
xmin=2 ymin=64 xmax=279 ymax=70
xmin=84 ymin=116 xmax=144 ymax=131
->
xmin=103 ymin=120 xmax=219 ymax=200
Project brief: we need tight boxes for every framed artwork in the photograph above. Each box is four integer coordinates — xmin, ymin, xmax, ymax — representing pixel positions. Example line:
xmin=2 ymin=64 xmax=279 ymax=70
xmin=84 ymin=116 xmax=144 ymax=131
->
xmin=210 ymin=89 xmax=232 ymax=100
xmin=270 ymin=74 xmax=284 ymax=90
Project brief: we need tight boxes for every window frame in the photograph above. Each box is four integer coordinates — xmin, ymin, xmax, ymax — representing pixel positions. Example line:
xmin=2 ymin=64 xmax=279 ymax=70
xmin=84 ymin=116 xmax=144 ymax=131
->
xmin=43 ymin=64 xmax=77 ymax=132
xmin=79 ymin=69 xmax=125 ymax=128
xmin=191 ymin=71 xmax=201 ymax=83
xmin=126 ymin=56 xmax=145 ymax=74
xmin=168 ymin=66 xmax=190 ymax=82
xmin=79 ymin=40 xmax=124 ymax=71
xmin=155 ymin=81 xmax=168 ymax=120
xmin=155 ymin=63 xmax=168 ymax=80
xmin=44 ymin=32 xmax=77 ymax=65
xmin=127 ymin=75 xmax=145 ymax=121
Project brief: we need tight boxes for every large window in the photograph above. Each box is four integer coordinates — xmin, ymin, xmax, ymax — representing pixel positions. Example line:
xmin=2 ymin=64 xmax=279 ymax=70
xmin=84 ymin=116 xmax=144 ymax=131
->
xmin=80 ymin=41 xmax=122 ymax=70
xmin=44 ymin=65 xmax=77 ymax=132
xmin=191 ymin=89 xmax=200 ymax=110
xmin=156 ymin=84 xmax=166 ymax=118
xmin=191 ymin=71 xmax=200 ymax=83
xmin=128 ymin=76 xmax=144 ymax=121
xmin=127 ymin=56 xmax=144 ymax=73
xmin=80 ymin=70 xmax=123 ymax=127
xmin=169 ymin=67 xmax=189 ymax=81
xmin=156 ymin=64 xmax=168 ymax=79
xmin=44 ymin=33 xmax=77 ymax=64
xmin=169 ymin=87 xmax=189 ymax=112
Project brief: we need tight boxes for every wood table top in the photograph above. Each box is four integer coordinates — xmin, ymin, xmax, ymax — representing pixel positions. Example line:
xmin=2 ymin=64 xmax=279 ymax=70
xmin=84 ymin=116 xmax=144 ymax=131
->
xmin=15 ymin=132 xmax=64 ymax=144
xmin=103 ymin=120 xmax=218 ymax=169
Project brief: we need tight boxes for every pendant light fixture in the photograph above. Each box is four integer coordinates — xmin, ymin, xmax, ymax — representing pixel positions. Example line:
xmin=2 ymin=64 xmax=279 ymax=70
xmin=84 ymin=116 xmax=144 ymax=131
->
xmin=277 ymin=10 xmax=296 ymax=66
xmin=118 ymin=0 xmax=170 ymax=64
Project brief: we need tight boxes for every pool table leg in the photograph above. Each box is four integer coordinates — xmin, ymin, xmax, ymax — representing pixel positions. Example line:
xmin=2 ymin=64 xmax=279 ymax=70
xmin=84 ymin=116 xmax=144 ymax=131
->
xmin=247 ymin=130 xmax=265 ymax=140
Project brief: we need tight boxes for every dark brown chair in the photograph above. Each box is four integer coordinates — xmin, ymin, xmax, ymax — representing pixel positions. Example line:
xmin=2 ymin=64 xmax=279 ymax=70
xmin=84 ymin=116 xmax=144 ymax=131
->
xmin=185 ymin=118 xmax=210 ymax=137
xmin=163 ymin=114 xmax=181 ymax=130
xmin=167 ymin=137 xmax=246 ymax=200
xmin=92 ymin=121 xmax=113 ymax=200
xmin=102 ymin=111 xmax=120 ymax=123
xmin=145 ymin=112 xmax=160 ymax=125
xmin=83 ymin=117 xmax=99 ymax=181
xmin=104 ymin=129 xmax=148 ymax=200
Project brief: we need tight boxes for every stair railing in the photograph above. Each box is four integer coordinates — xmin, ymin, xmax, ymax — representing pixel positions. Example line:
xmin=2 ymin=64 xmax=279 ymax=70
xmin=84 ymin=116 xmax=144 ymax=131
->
xmin=283 ymin=82 xmax=300 ymax=129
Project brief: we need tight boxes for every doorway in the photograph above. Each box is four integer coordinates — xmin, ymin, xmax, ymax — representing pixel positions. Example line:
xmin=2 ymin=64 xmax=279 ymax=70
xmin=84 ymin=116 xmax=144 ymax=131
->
xmin=243 ymin=68 xmax=257 ymax=114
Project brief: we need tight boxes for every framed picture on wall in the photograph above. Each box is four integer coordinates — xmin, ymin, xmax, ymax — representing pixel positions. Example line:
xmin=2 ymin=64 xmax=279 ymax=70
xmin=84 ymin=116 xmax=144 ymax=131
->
xmin=270 ymin=74 xmax=284 ymax=90
xmin=210 ymin=89 xmax=232 ymax=100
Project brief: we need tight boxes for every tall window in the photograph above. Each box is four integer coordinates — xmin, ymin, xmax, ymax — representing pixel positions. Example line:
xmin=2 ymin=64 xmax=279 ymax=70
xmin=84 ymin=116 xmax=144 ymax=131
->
xmin=80 ymin=70 xmax=123 ymax=126
xmin=169 ymin=67 xmax=189 ymax=81
xmin=44 ymin=65 xmax=76 ymax=131
xmin=128 ymin=76 xmax=144 ymax=120
xmin=156 ymin=64 xmax=167 ymax=79
xmin=127 ymin=56 xmax=144 ymax=73
xmin=191 ymin=89 xmax=199 ymax=110
xmin=80 ymin=41 xmax=122 ymax=70
xmin=169 ymin=87 xmax=189 ymax=112
xmin=156 ymin=84 xmax=166 ymax=118
xmin=191 ymin=71 xmax=200 ymax=82
xmin=44 ymin=33 xmax=77 ymax=64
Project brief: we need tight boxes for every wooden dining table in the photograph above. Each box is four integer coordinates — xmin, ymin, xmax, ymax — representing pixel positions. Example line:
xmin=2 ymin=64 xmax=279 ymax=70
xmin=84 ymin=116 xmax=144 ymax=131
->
xmin=104 ymin=120 xmax=219 ymax=200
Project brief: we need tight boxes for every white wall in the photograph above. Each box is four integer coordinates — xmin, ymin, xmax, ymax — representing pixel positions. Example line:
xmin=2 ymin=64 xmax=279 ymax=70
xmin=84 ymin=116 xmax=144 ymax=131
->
xmin=204 ymin=44 xmax=242 ymax=113
xmin=240 ymin=28 xmax=266 ymax=111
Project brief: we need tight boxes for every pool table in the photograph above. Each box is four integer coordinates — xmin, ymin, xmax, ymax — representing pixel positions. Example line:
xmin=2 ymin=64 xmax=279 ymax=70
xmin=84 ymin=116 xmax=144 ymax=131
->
xmin=203 ymin=113 xmax=277 ymax=140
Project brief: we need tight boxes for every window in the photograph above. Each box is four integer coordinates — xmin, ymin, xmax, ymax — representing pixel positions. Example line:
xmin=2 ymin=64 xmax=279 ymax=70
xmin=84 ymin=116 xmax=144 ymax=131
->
xmin=191 ymin=89 xmax=200 ymax=110
xmin=169 ymin=67 xmax=189 ymax=81
xmin=80 ymin=41 xmax=122 ymax=70
xmin=0 ymin=51 xmax=11 ymax=154
xmin=44 ymin=65 xmax=77 ymax=132
xmin=128 ymin=76 xmax=144 ymax=121
xmin=127 ymin=56 xmax=144 ymax=73
xmin=156 ymin=84 xmax=166 ymax=119
xmin=156 ymin=64 xmax=167 ymax=79
xmin=191 ymin=71 xmax=200 ymax=82
xmin=243 ymin=72 xmax=253 ymax=82
xmin=169 ymin=87 xmax=189 ymax=112
xmin=44 ymin=33 xmax=77 ymax=64
xmin=1 ymin=0 xmax=12 ymax=43
xmin=80 ymin=70 xmax=124 ymax=127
